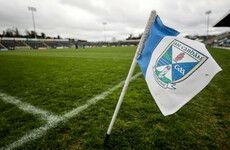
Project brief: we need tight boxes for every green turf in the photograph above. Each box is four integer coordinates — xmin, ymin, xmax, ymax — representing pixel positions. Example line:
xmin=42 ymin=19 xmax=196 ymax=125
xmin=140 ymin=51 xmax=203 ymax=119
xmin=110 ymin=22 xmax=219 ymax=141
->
xmin=0 ymin=100 xmax=45 ymax=148
xmin=0 ymin=47 xmax=229 ymax=149
xmin=0 ymin=47 xmax=137 ymax=114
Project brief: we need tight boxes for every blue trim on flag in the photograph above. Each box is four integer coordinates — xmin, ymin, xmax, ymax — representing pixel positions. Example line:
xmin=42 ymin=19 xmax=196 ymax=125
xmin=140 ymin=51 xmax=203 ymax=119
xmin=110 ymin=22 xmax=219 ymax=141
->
xmin=137 ymin=16 xmax=180 ymax=78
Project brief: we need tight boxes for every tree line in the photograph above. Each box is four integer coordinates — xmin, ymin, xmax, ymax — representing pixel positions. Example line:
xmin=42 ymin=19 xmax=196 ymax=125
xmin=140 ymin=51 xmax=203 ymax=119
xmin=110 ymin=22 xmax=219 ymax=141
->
xmin=126 ymin=33 xmax=143 ymax=40
xmin=0 ymin=27 xmax=61 ymax=39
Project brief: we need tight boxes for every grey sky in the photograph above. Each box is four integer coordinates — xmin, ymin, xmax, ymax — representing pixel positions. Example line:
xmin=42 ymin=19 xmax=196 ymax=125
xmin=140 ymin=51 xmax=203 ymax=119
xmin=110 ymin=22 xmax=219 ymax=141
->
xmin=0 ymin=0 xmax=229 ymax=41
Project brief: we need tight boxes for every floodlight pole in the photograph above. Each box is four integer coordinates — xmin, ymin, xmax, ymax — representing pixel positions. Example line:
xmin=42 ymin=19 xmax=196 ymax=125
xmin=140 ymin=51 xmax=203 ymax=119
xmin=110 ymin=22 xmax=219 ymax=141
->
xmin=205 ymin=10 xmax=212 ymax=39
xmin=103 ymin=22 xmax=107 ymax=42
xmin=28 ymin=6 xmax=37 ymax=39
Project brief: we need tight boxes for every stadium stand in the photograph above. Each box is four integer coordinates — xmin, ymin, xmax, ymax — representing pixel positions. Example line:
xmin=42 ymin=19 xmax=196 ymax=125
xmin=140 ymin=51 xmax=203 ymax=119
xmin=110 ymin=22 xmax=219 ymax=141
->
xmin=0 ymin=37 xmax=77 ymax=50
xmin=25 ymin=41 xmax=47 ymax=49
xmin=204 ymin=10 xmax=230 ymax=46
xmin=77 ymin=40 xmax=139 ymax=48
xmin=0 ymin=37 xmax=141 ymax=50
xmin=0 ymin=40 xmax=29 ymax=50
xmin=204 ymin=31 xmax=230 ymax=45
xmin=0 ymin=42 xmax=7 ymax=49
xmin=44 ymin=41 xmax=60 ymax=49
xmin=59 ymin=41 xmax=73 ymax=48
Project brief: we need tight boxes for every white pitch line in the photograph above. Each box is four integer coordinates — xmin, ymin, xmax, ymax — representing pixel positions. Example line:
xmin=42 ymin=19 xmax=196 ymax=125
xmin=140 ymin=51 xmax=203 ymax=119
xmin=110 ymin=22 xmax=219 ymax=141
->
xmin=0 ymin=92 xmax=61 ymax=121
xmin=1 ymin=72 xmax=142 ymax=150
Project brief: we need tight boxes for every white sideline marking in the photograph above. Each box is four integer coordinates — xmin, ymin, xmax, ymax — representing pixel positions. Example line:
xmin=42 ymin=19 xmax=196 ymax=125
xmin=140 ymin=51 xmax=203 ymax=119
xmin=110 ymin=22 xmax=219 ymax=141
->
xmin=1 ymin=72 xmax=142 ymax=150
xmin=0 ymin=92 xmax=60 ymax=121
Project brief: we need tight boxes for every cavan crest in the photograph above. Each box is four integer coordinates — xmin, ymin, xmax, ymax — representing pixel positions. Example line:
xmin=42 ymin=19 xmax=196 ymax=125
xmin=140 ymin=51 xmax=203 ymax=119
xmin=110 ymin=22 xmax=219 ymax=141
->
xmin=153 ymin=40 xmax=208 ymax=89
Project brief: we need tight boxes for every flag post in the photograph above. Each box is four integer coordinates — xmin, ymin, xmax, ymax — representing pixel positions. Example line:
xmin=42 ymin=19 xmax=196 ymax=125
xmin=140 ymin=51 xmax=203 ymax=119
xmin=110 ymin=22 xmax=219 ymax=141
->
xmin=104 ymin=10 xmax=157 ymax=145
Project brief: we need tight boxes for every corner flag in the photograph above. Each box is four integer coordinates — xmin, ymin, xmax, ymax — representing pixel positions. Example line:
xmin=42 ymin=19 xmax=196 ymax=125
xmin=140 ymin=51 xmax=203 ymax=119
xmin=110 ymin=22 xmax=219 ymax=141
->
xmin=137 ymin=14 xmax=222 ymax=116
xmin=104 ymin=10 xmax=222 ymax=144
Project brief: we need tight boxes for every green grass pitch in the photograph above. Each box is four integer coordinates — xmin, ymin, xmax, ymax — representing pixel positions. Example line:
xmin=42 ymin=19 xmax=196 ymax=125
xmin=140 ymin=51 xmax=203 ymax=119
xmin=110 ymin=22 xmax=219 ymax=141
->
xmin=0 ymin=47 xmax=229 ymax=149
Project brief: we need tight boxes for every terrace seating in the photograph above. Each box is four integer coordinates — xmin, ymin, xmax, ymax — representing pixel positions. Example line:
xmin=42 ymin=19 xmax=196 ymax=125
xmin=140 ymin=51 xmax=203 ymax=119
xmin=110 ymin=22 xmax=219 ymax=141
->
xmin=0 ymin=40 xmax=74 ymax=50
xmin=0 ymin=40 xmax=26 ymax=50
xmin=59 ymin=41 xmax=73 ymax=48
xmin=25 ymin=41 xmax=47 ymax=49
xmin=44 ymin=41 xmax=61 ymax=48
xmin=0 ymin=42 xmax=7 ymax=49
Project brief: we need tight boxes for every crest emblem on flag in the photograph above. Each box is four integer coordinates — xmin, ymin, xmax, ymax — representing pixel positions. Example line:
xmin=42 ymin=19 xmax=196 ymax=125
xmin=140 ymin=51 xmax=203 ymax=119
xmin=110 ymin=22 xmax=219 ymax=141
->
xmin=153 ymin=40 xmax=208 ymax=89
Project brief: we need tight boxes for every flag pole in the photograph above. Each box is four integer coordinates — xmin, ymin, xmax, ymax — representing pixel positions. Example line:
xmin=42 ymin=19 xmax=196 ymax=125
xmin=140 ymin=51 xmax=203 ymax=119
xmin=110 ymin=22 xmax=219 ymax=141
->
xmin=104 ymin=10 xmax=157 ymax=145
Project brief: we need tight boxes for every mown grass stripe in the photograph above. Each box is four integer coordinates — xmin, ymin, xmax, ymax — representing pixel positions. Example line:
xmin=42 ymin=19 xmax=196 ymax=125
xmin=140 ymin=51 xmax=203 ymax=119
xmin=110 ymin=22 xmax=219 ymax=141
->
xmin=0 ymin=92 xmax=60 ymax=121
xmin=1 ymin=72 xmax=142 ymax=150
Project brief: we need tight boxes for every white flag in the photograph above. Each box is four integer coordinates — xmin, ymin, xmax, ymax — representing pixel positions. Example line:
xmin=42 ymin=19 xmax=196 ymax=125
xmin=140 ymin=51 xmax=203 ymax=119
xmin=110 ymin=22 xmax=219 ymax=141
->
xmin=137 ymin=15 xmax=222 ymax=116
